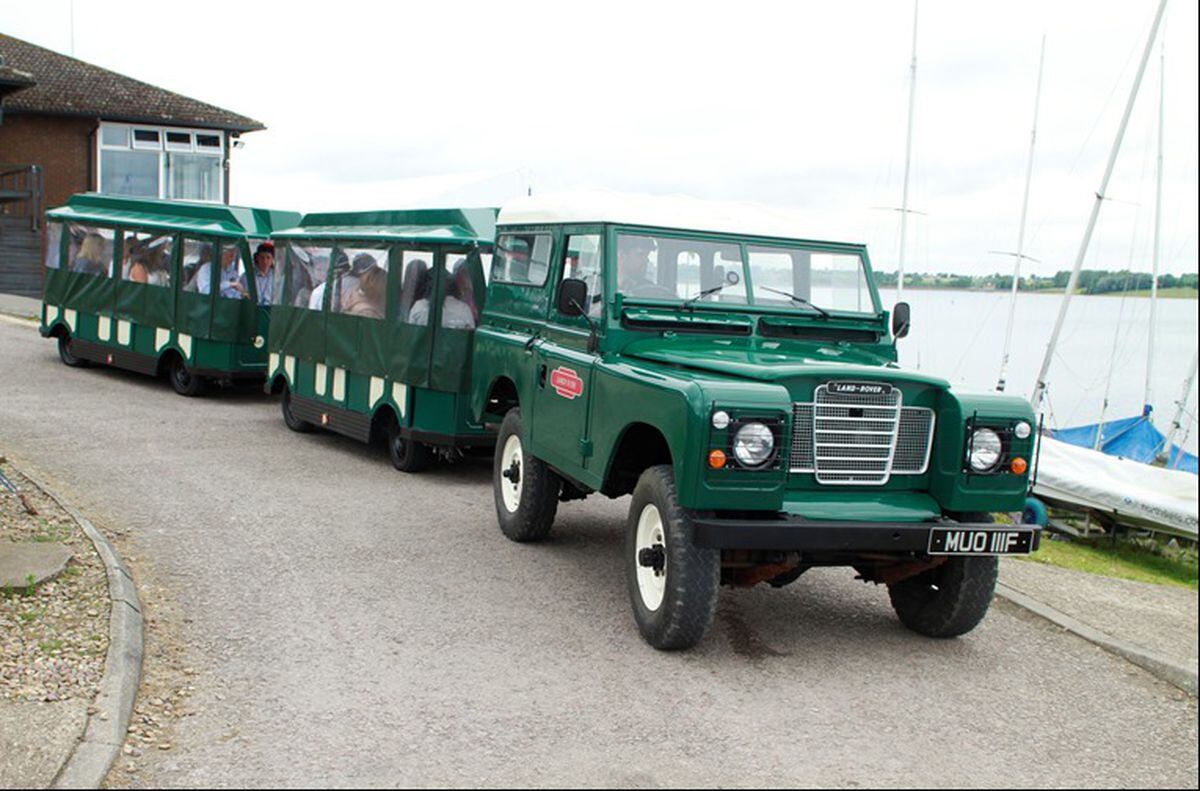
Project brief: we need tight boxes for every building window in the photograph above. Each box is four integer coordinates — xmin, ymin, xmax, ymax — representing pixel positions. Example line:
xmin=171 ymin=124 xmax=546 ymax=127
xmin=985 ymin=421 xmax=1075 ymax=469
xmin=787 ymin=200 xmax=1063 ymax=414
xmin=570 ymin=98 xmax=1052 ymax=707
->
xmin=97 ymin=123 xmax=225 ymax=203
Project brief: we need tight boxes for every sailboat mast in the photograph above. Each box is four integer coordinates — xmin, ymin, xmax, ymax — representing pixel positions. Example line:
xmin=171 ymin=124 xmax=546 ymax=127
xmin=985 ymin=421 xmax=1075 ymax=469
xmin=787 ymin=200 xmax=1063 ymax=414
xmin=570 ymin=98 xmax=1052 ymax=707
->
xmin=1030 ymin=0 xmax=1169 ymax=411
xmin=1160 ymin=349 xmax=1198 ymax=464
xmin=897 ymin=0 xmax=919 ymax=298
xmin=1145 ymin=39 xmax=1165 ymax=410
xmin=996 ymin=36 xmax=1046 ymax=392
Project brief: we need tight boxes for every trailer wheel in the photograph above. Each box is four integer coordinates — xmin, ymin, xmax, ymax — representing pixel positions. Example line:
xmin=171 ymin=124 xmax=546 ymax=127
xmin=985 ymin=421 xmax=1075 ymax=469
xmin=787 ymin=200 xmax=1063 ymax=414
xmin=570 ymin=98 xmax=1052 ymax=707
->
xmin=386 ymin=419 xmax=431 ymax=473
xmin=57 ymin=334 xmax=89 ymax=368
xmin=888 ymin=513 xmax=998 ymax=638
xmin=168 ymin=354 xmax=205 ymax=397
xmin=625 ymin=465 xmax=719 ymax=650
xmin=281 ymin=386 xmax=313 ymax=433
xmin=493 ymin=409 xmax=559 ymax=542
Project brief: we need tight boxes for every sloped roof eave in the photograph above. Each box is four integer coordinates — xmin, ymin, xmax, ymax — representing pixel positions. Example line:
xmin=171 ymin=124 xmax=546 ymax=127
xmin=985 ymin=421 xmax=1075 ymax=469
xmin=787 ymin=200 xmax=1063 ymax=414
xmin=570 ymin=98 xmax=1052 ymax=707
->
xmin=4 ymin=105 xmax=265 ymax=133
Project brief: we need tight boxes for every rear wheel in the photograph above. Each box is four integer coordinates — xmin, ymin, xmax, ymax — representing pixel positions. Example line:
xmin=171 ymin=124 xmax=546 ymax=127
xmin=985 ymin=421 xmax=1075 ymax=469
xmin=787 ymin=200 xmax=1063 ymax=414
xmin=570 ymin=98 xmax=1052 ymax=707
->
xmin=281 ymin=386 xmax=313 ymax=432
xmin=168 ymin=355 xmax=205 ymax=397
xmin=386 ymin=418 xmax=431 ymax=473
xmin=625 ymin=465 xmax=720 ymax=650
xmin=493 ymin=409 xmax=559 ymax=542
xmin=56 ymin=334 xmax=89 ymax=368
xmin=888 ymin=512 xmax=999 ymax=638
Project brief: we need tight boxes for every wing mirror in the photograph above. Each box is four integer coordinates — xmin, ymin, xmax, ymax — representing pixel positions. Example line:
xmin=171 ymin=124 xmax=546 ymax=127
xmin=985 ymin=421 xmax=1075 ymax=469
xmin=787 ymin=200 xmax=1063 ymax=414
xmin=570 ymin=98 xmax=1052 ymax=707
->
xmin=892 ymin=301 xmax=911 ymax=339
xmin=557 ymin=278 xmax=588 ymax=316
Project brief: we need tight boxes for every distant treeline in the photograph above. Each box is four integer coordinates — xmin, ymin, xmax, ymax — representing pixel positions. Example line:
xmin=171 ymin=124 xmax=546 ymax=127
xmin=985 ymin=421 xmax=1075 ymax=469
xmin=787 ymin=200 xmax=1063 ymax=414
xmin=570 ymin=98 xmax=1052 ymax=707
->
xmin=874 ymin=269 xmax=1199 ymax=294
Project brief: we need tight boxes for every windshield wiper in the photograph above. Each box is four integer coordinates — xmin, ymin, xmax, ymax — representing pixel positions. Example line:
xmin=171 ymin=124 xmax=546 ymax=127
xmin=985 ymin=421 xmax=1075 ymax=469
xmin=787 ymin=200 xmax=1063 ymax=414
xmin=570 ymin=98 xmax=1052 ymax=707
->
xmin=679 ymin=283 xmax=730 ymax=310
xmin=758 ymin=286 xmax=830 ymax=319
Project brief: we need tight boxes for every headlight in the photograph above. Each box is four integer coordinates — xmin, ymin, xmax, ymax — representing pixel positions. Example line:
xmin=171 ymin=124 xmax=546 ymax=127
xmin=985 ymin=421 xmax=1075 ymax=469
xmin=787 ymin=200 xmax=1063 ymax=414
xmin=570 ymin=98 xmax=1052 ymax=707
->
xmin=969 ymin=428 xmax=1004 ymax=472
xmin=733 ymin=422 xmax=775 ymax=467
xmin=1013 ymin=420 xmax=1032 ymax=440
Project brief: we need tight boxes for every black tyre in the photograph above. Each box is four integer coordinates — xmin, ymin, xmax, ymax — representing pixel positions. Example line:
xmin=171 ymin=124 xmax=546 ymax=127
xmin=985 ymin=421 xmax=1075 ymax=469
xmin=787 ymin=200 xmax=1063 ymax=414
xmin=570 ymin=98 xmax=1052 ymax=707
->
xmin=56 ymin=334 xmax=89 ymax=368
xmin=281 ymin=386 xmax=314 ymax=433
xmin=386 ymin=418 xmax=431 ymax=473
xmin=493 ymin=408 xmax=559 ymax=542
xmin=888 ymin=513 xmax=999 ymax=638
xmin=168 ymin=354 xmax=205 ymax=397
xmin=625 ymin=465 xmax=720 ymax=650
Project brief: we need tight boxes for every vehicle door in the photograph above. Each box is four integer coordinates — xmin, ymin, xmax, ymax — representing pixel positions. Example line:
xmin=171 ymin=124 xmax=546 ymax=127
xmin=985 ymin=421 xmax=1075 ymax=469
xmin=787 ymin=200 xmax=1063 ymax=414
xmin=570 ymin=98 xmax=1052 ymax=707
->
xmin=531 ymin=231 xmax=604 ymax=477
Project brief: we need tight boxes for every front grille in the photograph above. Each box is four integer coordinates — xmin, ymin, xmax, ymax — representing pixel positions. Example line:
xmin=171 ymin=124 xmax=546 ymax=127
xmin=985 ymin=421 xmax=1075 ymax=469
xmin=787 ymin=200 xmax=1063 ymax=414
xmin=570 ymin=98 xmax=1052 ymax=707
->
xmin=788 ymin=384 xmax=936 ymax=484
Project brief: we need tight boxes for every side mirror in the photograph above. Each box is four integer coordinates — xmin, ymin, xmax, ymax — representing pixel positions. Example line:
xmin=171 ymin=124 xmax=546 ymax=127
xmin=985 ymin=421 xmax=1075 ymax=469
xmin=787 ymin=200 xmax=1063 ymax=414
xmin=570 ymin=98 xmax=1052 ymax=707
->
xmin=557 ymin=278 xmax=588 ymax=317
xmin=892 ymin=301 xmax=911 ymax=339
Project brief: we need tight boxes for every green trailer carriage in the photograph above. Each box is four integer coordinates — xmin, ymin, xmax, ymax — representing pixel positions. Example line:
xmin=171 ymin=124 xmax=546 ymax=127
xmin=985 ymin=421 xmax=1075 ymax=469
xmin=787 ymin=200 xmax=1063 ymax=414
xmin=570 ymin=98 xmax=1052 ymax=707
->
xmin=40 ymin=194 xmax=300 ymax=395
xmin=265 ymin=208 xmax=497 ymax=470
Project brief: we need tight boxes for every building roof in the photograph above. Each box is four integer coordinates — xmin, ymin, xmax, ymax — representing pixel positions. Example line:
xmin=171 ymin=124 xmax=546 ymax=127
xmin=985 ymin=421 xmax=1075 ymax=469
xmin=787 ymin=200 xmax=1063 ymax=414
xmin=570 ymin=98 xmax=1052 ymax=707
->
xmin=273 ymin=208 xmax=498 ymax=246
xmin=47 ymin=193 xmax=299 ymax=239
xmin=497 ymin=190 xmax=865 ymax=247
xmin=0 ymin=33 xmax=264 ymax=133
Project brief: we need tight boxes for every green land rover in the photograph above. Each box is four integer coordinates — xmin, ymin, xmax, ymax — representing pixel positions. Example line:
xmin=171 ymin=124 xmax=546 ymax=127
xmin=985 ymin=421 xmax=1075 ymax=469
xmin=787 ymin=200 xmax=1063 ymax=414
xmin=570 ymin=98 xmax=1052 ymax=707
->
xmin=469 ymin=193 xmax=1040 ymax=650
xmin=40 ymin=194 xmax=300 ymax=395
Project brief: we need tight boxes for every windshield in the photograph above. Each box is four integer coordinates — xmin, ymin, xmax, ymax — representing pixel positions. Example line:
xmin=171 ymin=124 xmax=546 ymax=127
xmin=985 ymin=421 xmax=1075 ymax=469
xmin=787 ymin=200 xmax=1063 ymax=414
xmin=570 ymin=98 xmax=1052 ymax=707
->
xmin=615 ymin=233 xmax=877 ymax=315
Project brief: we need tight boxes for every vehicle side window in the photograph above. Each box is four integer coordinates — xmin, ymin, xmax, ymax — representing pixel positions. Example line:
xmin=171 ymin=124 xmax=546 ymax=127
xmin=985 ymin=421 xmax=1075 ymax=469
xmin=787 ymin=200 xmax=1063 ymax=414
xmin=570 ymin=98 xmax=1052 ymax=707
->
xmin=215 ymin=243 xmax=250 ymax=301
xmin=121 ymin=231 xmax=174 ymax=288
xmin=397 ymin=250 xmax=434 ymax=325
xmin=560 ymin=234 xmax=603 ymax=319
xmin=67 ymin=225 xmax=114 ymax=278
xmin=330 ymin=247 xmax=388 ymax=319
xmin=44 ymin=224 xmax=63 ymax=269
xmin=282 ymin=243 xmax=332 ymax=310
xmin=491 ymin=233 xmax=551 ymax=287
xmin=181 ymin=238 xmax=212 ymax=293
xmin=440 ymin=253 xmax=479 ymax=329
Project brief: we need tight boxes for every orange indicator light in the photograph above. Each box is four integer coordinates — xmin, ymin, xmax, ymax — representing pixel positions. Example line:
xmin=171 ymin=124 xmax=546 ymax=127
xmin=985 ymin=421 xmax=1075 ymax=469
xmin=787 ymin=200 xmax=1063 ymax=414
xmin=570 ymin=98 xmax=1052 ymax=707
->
xmin=1011 ymin=457 xmax=1028 ymax=475
xmin=708 ymin=449 xmax=727 ymax=469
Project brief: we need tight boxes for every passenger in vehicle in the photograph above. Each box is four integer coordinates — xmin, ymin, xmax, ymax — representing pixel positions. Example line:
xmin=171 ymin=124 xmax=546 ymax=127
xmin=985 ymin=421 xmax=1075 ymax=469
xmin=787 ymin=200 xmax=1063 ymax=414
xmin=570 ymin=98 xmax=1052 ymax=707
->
xmin=70 ymin=232 xmax=109 ymax=276
xmin=341 ymin=260 xmax=387 ymax=319
xmin=438 ymin=260 xmax=477 ymax=329
xmin=195 ymin=246 xmax=248 ymax=298
xmin=400 ymin=259 xmax=432 ymax=325
xmin=308 ymin=251 xmax=348 ymax=310
xmin=617 ymin=236 xmax=660 ymax=296
xmin=252 ymin=243 xmax=275 ymax=305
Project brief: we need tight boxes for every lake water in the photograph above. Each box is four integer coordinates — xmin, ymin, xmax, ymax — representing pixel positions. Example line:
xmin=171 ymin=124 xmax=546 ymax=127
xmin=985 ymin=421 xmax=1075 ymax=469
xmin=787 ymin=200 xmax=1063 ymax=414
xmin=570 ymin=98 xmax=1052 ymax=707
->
xmin=892 ymin=289 xmax=1199 ymax=453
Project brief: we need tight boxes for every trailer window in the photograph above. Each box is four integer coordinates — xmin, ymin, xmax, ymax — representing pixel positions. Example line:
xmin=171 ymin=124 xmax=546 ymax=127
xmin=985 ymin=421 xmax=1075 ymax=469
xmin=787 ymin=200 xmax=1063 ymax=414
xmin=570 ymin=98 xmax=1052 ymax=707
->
xmin=492 ymin=233 xmax=551 ymax=287
xmin=398 ymin=250 xmax=434 ymax=325
xmin=215 ymin=243 xmax=250 ymax=301
xmin=440 ymin=255 xmax=479 ymax=329
xmin=44 ymin=224 xmax=63 ymax=269
xmin=282 ymin=243 xmax=332 ymax=310
xmin=330 ymin=247 xmax=388 ymax=319
xmin=66 ymin=225 xmax=114 ymax=278
xmin=181 ymin=238 xmax=213 ymax=293
xmin=122 ymin=232 xmax=174 ymax=288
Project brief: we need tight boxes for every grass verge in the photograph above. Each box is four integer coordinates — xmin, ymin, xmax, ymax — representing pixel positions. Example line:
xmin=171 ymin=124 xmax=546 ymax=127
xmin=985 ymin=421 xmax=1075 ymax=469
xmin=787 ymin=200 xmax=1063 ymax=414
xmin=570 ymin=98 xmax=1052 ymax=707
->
xmin=1018 ymin=534 xmax=1198 ymax=590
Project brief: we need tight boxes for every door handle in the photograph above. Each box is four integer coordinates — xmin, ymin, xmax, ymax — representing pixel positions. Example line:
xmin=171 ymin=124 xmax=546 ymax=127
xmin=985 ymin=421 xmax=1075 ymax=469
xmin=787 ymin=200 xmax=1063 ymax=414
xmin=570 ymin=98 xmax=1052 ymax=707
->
xmin=538 ymin=364 xmax=547 ymax=389
xmin=523 ymin=335 xmax=538 ymax=353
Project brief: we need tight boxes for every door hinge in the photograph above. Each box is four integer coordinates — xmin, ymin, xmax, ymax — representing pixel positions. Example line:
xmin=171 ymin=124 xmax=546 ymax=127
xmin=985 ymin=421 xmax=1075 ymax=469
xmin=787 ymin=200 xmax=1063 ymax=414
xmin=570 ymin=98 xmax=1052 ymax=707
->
xmin=579 ymin=438 xmax=593 ymax=458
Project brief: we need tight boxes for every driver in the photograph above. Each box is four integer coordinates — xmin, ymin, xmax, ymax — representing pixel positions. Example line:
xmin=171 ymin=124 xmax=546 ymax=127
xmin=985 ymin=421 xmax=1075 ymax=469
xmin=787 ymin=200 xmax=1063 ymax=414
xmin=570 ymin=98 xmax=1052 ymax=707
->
xmin=617 ymin=235 xmax=658 ymax=296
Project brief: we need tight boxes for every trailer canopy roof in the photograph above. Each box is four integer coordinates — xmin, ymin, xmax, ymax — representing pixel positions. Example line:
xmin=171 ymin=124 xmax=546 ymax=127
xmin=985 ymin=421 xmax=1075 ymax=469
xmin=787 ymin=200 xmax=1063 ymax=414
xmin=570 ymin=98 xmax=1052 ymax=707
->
xmin=47 ymin=193 xmax=300 ymax=239
xmin=272 ymin=208 xmax=498 ymax=246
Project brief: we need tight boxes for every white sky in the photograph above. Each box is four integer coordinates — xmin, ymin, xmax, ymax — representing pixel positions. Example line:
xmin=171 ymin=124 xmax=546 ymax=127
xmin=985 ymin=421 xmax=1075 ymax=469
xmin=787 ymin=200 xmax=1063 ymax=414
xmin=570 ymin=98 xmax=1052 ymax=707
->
xmin=3 ymin=0 xmax=1197 ymax=277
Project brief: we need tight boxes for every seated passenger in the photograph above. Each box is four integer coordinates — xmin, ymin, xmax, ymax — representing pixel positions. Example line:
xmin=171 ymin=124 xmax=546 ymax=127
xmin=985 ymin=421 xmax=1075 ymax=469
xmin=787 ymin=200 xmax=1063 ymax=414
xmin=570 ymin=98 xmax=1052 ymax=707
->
xmin=442 ymin=259 xmax=477 ymax=328
xmin=399 ymin=259 xmax=431 ymax=324
xmin=308 ymin=251 xmax=349 ymax=310
xmin=70 ymin=232 xmax=109 ymax=276
xmin=194 ymin=246 xmax=248 ymax=298
xmin=342 ymin=265 xmax=386 ymax=319
xmin=252 ymin=243 xmax=275 ymax=305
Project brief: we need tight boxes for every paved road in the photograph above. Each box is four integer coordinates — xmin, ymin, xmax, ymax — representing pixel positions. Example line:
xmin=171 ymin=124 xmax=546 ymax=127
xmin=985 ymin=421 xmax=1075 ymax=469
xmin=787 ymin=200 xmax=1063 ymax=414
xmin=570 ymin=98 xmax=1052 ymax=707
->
xmin=1 ymin=318 xmax=1196 ymax=788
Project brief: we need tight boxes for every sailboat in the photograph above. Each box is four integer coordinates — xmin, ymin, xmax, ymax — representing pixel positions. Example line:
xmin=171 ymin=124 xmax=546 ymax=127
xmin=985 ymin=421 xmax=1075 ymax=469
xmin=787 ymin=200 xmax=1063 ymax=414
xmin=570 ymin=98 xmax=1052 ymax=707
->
xmin=1019 ymin=0 xmax=1198 ymax=538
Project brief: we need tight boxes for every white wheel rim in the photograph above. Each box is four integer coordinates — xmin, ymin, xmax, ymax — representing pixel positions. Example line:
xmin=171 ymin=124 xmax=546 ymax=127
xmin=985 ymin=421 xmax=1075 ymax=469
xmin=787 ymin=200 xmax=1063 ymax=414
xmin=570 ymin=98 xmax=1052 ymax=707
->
xmin=500 ymin=434 xmax=524 ymax=513
xmin=635 ymin=504 xmax=667 ymax=612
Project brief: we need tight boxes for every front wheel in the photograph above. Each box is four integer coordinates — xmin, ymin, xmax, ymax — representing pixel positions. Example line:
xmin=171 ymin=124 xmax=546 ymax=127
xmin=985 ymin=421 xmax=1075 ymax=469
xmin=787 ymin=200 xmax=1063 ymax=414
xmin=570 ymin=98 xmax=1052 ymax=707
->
xmin=386 ymin=419 xmax=431 ymax=473
xmin=492 ymin=409 xmax=559 ymax=542
xmin=888 ymin=513 xmax=999 ymax=638
xmin=625 ymin=465 xmax=720 ymax=650
xmin=57 ymin=334 xmax=89 ymax=368
xmin=168 ymin=354 xmax=205 ymax=397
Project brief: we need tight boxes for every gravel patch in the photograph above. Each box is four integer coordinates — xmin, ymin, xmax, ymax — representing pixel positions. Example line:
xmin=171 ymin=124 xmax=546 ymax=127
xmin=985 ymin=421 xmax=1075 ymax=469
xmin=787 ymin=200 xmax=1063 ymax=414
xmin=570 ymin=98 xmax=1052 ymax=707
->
xmin=0 ymin=457 xmax=109 ymax=704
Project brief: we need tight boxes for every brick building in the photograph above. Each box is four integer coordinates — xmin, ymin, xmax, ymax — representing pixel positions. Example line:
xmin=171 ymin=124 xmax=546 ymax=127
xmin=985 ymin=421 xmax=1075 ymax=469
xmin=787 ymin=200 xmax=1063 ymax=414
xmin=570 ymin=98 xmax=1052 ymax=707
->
xmin=0 ymin=33 xmax=264 ymax=296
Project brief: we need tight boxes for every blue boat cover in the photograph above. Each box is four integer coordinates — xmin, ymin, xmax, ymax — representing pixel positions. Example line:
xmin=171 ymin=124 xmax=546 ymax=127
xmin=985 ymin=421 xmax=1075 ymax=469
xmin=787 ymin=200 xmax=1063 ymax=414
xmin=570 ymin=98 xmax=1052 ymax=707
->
xmin=1053 ymin=408 xmax=1198 ymax=475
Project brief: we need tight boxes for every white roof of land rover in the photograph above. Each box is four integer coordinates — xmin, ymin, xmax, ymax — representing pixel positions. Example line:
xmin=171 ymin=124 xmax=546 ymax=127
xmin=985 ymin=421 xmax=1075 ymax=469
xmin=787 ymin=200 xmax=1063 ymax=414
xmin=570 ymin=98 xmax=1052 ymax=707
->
xmin=497 ymin=190 xmax=863 ymax=245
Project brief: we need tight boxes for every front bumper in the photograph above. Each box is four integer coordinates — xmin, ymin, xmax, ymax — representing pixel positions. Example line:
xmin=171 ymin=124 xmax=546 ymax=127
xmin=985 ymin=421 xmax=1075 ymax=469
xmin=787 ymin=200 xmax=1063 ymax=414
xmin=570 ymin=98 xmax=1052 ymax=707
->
xmin=689 ymin=513 xmax=1041 ymax=554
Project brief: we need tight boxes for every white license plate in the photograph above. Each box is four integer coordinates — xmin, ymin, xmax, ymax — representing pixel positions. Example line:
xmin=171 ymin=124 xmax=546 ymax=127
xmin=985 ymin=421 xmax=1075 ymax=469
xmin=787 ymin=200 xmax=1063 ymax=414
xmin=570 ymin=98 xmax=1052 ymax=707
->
xmin=928 ymin=528 xmax=1035 ymax=556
